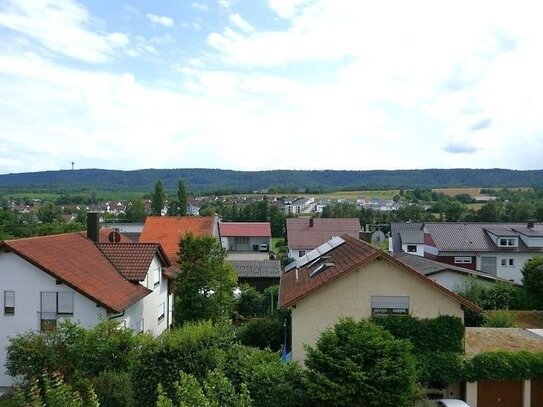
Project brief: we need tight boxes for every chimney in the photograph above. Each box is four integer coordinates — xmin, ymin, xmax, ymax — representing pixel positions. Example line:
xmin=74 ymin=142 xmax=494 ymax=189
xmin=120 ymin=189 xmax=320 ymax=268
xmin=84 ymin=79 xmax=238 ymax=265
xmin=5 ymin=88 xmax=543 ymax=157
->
xmin=309 ymin=218 xmax=314 ymax=227
xmin=527 ymin=220 xmax=535 ymax=229
xmin=87 ymin=212 xmax=99 ymax=242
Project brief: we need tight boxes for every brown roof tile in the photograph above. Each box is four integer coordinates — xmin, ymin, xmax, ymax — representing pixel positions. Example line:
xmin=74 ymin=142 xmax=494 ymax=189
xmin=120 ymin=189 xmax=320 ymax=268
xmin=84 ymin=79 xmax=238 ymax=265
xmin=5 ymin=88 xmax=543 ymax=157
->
xmin=2 ymin=233 xmax=150 ymax=313
xmin=96 ymin=243 xmax=170 ymax=281
xmin=279 ymin=234 xmax=480 ymax=312
xmin=139 ymin=216 xmax=216 ymax=262
xmin=286 ymin=218 xmax=361 ymax=250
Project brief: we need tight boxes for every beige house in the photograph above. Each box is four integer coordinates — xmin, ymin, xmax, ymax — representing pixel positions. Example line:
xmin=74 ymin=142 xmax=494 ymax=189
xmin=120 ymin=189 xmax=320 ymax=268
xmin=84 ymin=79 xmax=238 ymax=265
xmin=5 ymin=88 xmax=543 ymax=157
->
xmin=279 ymin=235 xmax=480 ymax=363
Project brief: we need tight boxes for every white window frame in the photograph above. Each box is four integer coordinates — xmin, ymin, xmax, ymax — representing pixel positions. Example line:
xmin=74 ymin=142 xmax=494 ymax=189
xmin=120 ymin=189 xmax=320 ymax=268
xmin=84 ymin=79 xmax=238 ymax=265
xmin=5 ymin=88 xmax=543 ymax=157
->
xmin=501 ymin=259 xmax=507 ymax=267
xmin=454 ymin=256 xmax=472 ymax=264
xmin=498 ymin=237 xmax=517 ymax=247
xmin=153 ymin=268 xmax=161 ymax=288
xmin=406 ymin=245 xmax=417 ymax=253
xmin=40 ymin=292 xmax=74 ymax=331
xmin=4 ymin=291 xmax=15 ymax=315
xmin=509 ymin=258 xmax=515 ymax=267
xmin=298 ymin=250 xmax=306 ymax=257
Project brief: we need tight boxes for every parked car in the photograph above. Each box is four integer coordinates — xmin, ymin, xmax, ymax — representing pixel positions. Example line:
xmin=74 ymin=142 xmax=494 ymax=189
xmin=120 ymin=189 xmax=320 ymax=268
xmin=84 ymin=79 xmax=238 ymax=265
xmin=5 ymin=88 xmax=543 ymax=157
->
xmin=434 ymin=400 xmax=471 ymax=407
xmin=259 ymin=243 xmax=268 ymax=252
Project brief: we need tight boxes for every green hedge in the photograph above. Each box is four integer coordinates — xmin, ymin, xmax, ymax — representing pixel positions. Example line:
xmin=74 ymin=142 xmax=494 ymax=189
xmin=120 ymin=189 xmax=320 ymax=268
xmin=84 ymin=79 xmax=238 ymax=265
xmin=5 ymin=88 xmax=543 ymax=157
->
xmin=372 ymin=315 xmax=464 ymax=353
xmin=464 ymin=351 xmax=543 ymax=381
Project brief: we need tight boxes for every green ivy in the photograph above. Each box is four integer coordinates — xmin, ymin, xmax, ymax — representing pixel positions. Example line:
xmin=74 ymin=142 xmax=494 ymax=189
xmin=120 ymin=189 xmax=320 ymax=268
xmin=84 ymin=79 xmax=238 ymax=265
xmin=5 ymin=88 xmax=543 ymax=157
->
xmin=464 ymin=351 xmax=543 ymax=381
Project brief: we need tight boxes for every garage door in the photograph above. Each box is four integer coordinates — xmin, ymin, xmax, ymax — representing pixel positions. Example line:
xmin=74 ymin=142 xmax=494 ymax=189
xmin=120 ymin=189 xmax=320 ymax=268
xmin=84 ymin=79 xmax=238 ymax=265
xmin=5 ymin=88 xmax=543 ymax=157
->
xmin=477 ymin=380 xmax=523 ymax=407
xmin=532 ymin=379 xmax=543 ymax=406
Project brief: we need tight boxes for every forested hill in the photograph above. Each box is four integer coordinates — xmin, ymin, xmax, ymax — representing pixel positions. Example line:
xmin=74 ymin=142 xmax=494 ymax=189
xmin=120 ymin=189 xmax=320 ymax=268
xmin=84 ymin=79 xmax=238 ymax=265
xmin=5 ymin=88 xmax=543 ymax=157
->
xmin=0 ymin=168 xmax=541 ymax=193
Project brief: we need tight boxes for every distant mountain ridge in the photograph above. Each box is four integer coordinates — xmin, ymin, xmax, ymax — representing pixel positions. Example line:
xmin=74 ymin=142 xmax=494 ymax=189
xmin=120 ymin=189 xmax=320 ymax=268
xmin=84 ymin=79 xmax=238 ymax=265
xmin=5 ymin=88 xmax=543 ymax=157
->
xmin=0 ymin=168 xmax=541 ymax=193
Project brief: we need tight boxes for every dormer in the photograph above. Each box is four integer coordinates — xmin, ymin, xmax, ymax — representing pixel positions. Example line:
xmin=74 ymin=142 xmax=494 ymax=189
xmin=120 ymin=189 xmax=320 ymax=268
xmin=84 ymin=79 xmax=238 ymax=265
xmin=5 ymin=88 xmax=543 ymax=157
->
xmin=483 ymin=227 xmax=519 ymax=248
xmin=512 ymin=222 xmax=543 ymax=248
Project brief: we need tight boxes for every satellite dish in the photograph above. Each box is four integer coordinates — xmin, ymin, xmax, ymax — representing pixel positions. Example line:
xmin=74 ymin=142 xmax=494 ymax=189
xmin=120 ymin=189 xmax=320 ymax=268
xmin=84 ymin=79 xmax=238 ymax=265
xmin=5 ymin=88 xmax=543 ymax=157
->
xmin=371 ymin=231 xmax=386 ymax=244
xmin=108 ymin=231 xmax=121 ymax=243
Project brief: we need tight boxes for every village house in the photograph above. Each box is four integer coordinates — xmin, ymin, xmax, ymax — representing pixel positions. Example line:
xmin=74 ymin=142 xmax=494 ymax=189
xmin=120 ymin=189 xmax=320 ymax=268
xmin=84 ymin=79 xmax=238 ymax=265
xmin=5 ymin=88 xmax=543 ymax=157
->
xmin=286 ymin=217 xmax=361 ymax=258
xmin=0 ymin=214 xmax=173 ymax=392
xmin=390 ymin=222 xmax=543 ymax=284
xmin=279 ymin=235 xmax=479 ymax=366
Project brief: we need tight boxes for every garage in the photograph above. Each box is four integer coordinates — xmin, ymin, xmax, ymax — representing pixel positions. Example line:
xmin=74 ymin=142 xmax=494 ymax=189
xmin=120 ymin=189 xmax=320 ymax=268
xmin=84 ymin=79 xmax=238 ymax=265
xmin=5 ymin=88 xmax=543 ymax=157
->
xmin=532 ymin=378 xmax=543 ymax=406
xmin=477 ymin=380 xmax=523 ymax=407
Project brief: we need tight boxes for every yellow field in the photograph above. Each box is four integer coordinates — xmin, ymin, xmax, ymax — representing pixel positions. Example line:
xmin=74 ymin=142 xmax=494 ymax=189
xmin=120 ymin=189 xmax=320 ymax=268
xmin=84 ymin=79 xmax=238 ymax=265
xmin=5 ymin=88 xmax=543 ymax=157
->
xmin=433 ymin=188 xmax=482 ymax=197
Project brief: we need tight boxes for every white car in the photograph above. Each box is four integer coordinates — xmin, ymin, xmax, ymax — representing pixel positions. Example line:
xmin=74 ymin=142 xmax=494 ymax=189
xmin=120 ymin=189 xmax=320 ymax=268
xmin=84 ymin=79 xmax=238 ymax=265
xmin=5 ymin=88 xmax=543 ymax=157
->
xmin=434 ymin=400 xmax=471 ymax=407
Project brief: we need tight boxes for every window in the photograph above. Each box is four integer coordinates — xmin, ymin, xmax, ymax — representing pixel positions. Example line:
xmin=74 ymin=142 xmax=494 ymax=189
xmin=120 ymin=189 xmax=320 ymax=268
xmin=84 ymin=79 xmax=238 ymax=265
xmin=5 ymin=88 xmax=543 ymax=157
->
xmin=501 ymin=259 xmax=507 ymax=267
xmin=40 ymin=292 xmax=74 ymax=331
xmin=153 ymin=268 xmax=160 ymax=288
xmin=406 ymin=245 xmax=417 ymax=253
xmin=454 ymin=257 xmax=472 ymax=264
xmin=298 ymin=251 xmax=305 ymax=257
xmin=509 ymin=258 xmax=515 ymax=267
xmin=501 ymin=258 xmax=515 ymax=267
xmin=498 ymin=238 xmax=517 ymax=247
xmin=4 ymin=291 xmax=14 ymax=315
xmin=371 ymin=296 xmax=409 ymax=316
xmin=157 ymin=302 xmax=165 ymax=323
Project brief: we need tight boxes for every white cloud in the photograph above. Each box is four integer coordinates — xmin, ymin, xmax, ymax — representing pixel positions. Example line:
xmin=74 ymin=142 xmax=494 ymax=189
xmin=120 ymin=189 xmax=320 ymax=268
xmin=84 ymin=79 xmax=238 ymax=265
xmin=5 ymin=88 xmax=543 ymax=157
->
xmin=146 ymin=13 xmax=174 ymax=27
xmin=191 ymin=2 xmax=209 ymax=11
xmin=0 ymin=0 xmax=132 ymax=63
xmin=229 ymin=14 xmax=254 ymax=33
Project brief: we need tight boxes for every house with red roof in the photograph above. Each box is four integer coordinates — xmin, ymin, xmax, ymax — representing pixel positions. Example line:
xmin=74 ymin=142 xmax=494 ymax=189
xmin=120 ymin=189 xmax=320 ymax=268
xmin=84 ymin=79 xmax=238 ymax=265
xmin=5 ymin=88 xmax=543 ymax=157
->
xmin=139 ymin=216 xmax=219 ymax=263
xmin=0 ymin=214 xmax=174 ymax=392
xmin=279 ymin=235 xmax=480 ymax=366
xmin=286 ymin=217 xmax=361 ymax=258
xmin=219 ymin=222 xmax=271 ymax=253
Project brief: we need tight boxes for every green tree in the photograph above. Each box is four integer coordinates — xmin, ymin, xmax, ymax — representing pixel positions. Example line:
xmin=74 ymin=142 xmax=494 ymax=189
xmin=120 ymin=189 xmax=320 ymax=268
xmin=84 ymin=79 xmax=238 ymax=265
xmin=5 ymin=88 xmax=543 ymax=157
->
xmin=125 ymin=199 xmax=147 ymax=222
xmin=305 ymin=318 xmax=416 ymax=407
xmin=521 ymin=255 xmax=543 ymax=308
xmin=177 ymin=180 xmax=188 ymax=216
xmin=174 ymin=234 xmax=238 ymax=325
xmin=477 ymin=201 xmax=505 ymax=221
xmin=152 ymin=180 xmax=166 ymax=216
xmin=37 ymin=202 xmax=62 ymax=223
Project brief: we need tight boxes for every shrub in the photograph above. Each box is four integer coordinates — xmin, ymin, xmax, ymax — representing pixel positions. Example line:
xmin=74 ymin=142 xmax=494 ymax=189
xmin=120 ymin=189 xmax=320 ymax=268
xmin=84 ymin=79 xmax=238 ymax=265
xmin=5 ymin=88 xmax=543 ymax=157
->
xmin=131 ymin=320 xmax=235 ymax=407
xmin=484 ymin=310 xmax=515 ymax=327
xmin=464 ymin=351 xmax=543 ymax=381
xmin=236 ymin=285 xmax=266 ymax=317
xmin=91 ymin=371 xmax=135 ymax=407
xmin=237 ymin=317 xmax=284 ymax=351
xmin=305 ymin=318 xmax=417 ymax=407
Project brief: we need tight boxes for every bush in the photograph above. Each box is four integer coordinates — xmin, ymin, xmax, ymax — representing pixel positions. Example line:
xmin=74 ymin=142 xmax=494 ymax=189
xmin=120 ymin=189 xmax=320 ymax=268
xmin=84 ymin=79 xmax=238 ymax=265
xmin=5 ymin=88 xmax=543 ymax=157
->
xmin=464 ymin=351 xmax=543 ymax=381
xmin=305 ymin=318 xmax=417 ymax=407
xmin=236 ymin=285 xmax=266 ymax=317
xmin=221 ymin=344 xmax=309 ymax=407
xmin=415 ymin=352 xmax=464 ymax=389
xmin=372 ymin=315 xmax=464 ymax=353
xmin=91 ymin=371 xmax=135 ymax=407
xmin=237 ymin=317 xmax=284 ymax=351
xmin=484 ymin=310 xmax=515 ymax=327
xmin=131 ymin=320 xmax=235 ymax=407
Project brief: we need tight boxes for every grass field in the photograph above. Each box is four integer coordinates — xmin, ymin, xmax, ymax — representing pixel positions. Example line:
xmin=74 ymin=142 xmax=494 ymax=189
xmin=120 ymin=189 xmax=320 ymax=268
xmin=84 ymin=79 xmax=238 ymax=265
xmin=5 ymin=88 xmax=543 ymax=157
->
xmin=433 ymin=188 xmax=482 ymax=197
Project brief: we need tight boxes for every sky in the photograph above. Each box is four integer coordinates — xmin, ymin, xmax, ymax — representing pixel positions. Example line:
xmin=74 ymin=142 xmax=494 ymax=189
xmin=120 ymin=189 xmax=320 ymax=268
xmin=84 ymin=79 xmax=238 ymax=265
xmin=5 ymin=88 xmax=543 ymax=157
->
xmin=0 ymin=0 xmax=542 ymax=174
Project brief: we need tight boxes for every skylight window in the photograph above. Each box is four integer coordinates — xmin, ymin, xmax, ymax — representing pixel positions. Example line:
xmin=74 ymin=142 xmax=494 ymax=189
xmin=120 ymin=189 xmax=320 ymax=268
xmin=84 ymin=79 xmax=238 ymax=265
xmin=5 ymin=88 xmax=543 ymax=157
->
xmin=309 ymin=263 xmax=334 ymax=278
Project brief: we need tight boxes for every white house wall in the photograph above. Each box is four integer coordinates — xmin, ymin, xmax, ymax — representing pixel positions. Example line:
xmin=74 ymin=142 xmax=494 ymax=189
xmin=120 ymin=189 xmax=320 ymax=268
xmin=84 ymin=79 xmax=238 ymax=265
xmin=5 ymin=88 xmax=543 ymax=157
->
xmin=138 ymin=255 xmax=169 ymax=336
xmin=426 ymin=270 xmax=496 ymax=293
xmin=0 ymin=253 xmax=106 ymax=390
xmin=475 ymin=252 xmax=533 ymax=283
xmin=401 ymin=243 xmax=424 ymax=257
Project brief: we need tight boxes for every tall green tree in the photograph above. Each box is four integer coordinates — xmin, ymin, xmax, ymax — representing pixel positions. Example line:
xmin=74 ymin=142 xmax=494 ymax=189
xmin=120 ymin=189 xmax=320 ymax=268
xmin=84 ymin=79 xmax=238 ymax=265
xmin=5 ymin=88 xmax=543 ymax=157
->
xmin=305 ymin=318 xmax=416 ymax=407
xmin=152 ymin=180 xmax=166 ymax=216
xmin=174 ymin=234 xmax=238 ymax=325
xmin=522 ymin=255 xmax=543 ymax=308
xmin=177 ymin=180 xmax=188 ymax=216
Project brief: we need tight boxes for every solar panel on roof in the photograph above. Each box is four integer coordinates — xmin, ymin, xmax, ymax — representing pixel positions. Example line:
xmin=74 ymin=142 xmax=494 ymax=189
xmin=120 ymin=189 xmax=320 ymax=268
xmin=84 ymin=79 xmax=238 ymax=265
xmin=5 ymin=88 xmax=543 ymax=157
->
xmin=284 ymin=236 xmax=345 ymax=273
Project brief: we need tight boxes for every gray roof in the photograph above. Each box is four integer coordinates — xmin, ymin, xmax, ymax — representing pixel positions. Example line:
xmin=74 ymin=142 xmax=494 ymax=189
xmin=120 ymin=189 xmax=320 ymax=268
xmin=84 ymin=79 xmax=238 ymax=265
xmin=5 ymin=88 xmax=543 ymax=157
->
xmin=390 ymin=222 xmax=423 ymax=253
xmin=424 ymin=222 xmax=543 ymax=253
xmin=392 ymin=252 xmax=511 ymax=282
xmin=227 ymin=260 xmax=281 ymax=279
xmin=399 ymin=231 xmax=424 ymax=244
xmin=483 ymin=226 xmax=519 ymax=237
xmin=513 ymin=226 xmax=543 ymax=237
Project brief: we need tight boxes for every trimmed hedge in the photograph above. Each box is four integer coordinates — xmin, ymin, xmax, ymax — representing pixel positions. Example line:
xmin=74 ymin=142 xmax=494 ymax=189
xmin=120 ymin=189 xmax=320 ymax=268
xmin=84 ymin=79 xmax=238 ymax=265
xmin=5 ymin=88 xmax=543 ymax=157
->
xmin=372 ymin=315 xmax=464 ymax=353
xmin=464 ymin=351 xmax=543 ymax=381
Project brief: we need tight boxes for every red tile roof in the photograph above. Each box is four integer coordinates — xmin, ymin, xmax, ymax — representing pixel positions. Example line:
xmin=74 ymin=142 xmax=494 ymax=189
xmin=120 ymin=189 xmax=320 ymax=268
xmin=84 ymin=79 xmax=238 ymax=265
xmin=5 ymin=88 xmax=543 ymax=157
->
xmin=77 ymin=228 xmax=133 ymax=243
xmin=2 ymin=233 xmax=151 ymax=313
xmin=279 ymin=234 xmax=480 ymax=312
xmin=286 ymin=218 xmax=361 ymax=250
xmin=219 ymin=222 xmax=271 ymax=237
xmin=97 ymin=243 xmax=170 ymax=281
xmin=139 ymin=216 xmax=216 ymax=262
